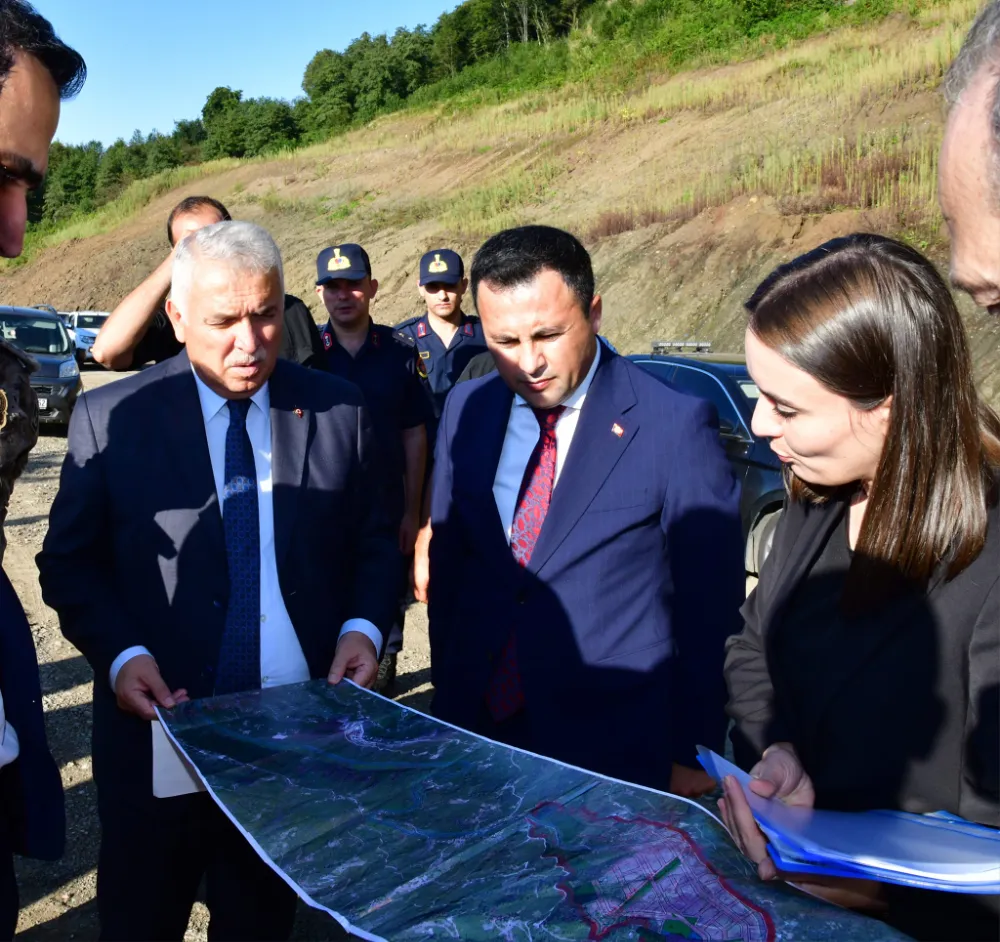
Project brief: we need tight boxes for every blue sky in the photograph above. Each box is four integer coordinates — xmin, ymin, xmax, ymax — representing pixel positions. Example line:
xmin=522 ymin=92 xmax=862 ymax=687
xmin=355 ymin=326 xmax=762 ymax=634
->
xmin=38 ymin=0 xmax=458 ymax=147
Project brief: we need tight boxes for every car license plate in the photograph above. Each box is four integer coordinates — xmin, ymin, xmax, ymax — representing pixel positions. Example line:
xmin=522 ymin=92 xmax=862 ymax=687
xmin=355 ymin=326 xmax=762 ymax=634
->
xmin=37 ymin=397 xmax=48 ymax=410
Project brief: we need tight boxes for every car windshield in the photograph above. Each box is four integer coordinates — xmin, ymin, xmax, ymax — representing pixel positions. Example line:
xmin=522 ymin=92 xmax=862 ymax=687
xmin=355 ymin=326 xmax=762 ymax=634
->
xmin=0 ymin=314 xmax=72 ymax=356
xmin=75 ymin=314 xmax=107 ymax=329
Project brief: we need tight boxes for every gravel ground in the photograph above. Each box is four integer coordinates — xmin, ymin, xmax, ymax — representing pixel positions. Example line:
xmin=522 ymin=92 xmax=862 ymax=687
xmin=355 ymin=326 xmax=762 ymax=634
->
xmin=4 ymin=365 xmax=433 ymax=940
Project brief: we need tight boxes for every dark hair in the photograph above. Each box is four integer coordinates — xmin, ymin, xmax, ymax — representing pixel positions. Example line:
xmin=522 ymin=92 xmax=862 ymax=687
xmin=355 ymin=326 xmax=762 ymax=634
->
xmin=167 ymin=196 xmax=231 ymax=246
xmin=747 ymin=233 xmax=1000 ymax=583
xmin=0 ymin=1 xmax=86 ymax=99
xmin=470 ymin=225 xmax=595 ymax=316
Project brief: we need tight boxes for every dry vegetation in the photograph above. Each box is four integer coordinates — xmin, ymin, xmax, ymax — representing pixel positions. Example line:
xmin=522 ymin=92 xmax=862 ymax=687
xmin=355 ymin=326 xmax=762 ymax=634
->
xmin=4 ymin=0 xmax=999 ymax=401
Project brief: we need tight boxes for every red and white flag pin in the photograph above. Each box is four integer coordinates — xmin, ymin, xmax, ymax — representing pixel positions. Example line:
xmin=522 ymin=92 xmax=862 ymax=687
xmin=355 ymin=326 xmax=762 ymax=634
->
xmin=611 ymin=422 xmax=624 ymax=438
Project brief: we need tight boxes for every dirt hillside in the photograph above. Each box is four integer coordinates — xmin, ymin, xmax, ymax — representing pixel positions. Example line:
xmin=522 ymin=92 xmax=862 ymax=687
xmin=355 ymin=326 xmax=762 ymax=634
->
xmin=3 ymin=2 xmax=999 ymax=402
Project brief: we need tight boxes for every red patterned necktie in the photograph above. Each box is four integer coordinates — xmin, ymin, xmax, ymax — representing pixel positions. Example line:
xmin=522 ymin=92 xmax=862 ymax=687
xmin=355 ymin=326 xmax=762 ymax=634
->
xmin=486 ymin=405 xmax=565 ymax=722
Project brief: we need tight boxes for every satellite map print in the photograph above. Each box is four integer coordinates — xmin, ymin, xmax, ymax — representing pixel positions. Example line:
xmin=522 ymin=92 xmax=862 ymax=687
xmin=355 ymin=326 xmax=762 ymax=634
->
xmin=159 ymin=680 xmax=906 ymax=942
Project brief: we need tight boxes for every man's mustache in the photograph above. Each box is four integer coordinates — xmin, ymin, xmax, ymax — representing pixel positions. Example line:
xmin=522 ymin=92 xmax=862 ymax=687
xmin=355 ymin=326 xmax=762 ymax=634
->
xmin=225 ymin=349 xmax=267 ymax=368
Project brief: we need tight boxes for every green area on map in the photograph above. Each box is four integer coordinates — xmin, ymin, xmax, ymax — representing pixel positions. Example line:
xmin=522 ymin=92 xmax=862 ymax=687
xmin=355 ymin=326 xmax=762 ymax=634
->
xmin=160 ymin=680 xmax=906 ymax=941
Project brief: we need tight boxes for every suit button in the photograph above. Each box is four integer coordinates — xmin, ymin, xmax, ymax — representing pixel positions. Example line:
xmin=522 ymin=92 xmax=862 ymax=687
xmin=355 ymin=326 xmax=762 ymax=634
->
xmin=213 ymin=600 xmax=222 ymax=609
xmin=516 ymin=591 xmax=527 ymax=605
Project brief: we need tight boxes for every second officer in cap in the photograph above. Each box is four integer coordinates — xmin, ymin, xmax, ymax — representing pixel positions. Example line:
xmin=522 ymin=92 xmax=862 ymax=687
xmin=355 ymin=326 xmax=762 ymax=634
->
xmin=395 ymin=249 xmax=487 ymax=442
xmin=316 ymin=243 xmax=431 ymax=692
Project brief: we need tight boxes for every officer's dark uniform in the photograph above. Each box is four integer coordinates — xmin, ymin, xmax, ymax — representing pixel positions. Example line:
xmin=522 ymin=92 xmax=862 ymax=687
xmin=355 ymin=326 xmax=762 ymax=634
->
xmin=315 ymin=244 xmax=431 ymax=675
xmin=317 ymin=318 xmax=430 ymax=523
xmin=395 ymin=249 xmax=487 ymax=445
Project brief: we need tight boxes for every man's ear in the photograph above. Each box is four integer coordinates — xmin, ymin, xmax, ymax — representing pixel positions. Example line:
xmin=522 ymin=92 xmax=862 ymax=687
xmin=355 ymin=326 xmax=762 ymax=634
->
xmin=165 ymin=299 xmax=186 ymax=344
xmin=589 ymin=294 xmax=603 ymax=335
xmin=369 ymin=278 xmax=379 ymax=299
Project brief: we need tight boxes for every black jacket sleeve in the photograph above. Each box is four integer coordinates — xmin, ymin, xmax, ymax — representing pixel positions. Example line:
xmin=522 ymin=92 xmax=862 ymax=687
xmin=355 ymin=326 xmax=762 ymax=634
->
xmin=280 ymin=295 xmax=325 ymax=369
xmin=456 ymin=350 xmax=497 ymax=383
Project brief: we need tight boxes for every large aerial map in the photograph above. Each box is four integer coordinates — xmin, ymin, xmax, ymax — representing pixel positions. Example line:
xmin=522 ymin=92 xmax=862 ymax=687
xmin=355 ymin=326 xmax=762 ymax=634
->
xmin=159 ymin=681 xmax=906 ymax=942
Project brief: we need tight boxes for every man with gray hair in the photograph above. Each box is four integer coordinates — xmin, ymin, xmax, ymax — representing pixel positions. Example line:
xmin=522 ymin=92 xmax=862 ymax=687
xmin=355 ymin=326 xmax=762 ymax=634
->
xmin=941 ymin=0 xmax=1000 ymax=313
xmin=38 ymin=220 xmax=399 ymax=940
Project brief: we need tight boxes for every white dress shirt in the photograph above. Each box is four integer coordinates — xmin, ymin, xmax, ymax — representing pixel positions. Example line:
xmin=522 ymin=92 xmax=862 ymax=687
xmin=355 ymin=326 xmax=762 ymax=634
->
xmin=0 ymin=691 xmax=19 ymax=769
xmin=109 ymin=372 xmax=382 ymax=690
xmin=493 ymin=346 xmax=601 ymax=540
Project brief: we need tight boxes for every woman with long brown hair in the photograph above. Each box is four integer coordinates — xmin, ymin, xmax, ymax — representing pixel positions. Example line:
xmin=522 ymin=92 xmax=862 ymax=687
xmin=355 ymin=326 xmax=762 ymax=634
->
xmin=722 ymin=234 xmax=1000 ymax=940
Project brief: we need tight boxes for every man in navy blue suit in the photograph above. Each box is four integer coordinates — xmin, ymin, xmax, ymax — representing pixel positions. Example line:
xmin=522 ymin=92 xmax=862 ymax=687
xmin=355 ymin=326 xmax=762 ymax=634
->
xmin=0 ymin=3 xmax=87 ymax=938
xmin=428 ymin=226 xmax=745 ymax=794
xmin=37 ymin=222 xmax=400 ymax=940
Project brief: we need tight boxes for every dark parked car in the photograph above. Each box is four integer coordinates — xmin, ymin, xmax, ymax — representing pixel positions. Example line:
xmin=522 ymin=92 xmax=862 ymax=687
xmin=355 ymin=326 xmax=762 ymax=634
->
xmin=0 ymin=306 xmax=82 ymax=427
xmin=629 ymin=351 xmax=784 ymax=574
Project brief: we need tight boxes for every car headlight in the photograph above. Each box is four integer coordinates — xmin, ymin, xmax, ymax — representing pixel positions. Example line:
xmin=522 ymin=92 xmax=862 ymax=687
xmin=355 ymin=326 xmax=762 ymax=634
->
xmin=59 ymin=359 xmax=80 ymax=378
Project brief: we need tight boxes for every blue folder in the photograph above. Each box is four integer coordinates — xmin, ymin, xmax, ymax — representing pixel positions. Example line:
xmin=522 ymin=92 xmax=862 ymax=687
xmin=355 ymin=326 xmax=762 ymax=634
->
xmin=696 ymin=746 xmax=1000 ymax=894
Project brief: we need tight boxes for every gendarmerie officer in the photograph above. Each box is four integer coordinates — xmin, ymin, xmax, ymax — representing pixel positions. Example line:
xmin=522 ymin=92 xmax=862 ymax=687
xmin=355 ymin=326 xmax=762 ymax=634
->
xmin=316 ymin=243 xmax=430 ymax=692
xmin=395 ymin=249 xmax=487 ymax=441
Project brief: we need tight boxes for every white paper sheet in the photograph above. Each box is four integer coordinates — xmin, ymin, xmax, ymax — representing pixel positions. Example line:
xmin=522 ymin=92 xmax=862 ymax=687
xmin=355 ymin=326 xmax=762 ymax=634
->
xmin=152 ymin=719 xmax=206 ymax=798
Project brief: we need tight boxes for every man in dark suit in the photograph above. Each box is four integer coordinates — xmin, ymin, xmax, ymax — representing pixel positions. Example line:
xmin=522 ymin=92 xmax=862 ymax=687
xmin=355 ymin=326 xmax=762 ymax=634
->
xmin=37 ymin=221 xmax=399 ymax=941
xmin=428 ymin=225 xmax=744 ymax=794
xmin=0 ymin=3 xmax=86 ymax=937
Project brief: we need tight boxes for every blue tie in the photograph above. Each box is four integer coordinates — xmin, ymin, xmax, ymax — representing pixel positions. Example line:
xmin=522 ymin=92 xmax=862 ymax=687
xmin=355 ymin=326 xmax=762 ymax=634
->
xmin=215 ymin=398 xmax=261 ymax=695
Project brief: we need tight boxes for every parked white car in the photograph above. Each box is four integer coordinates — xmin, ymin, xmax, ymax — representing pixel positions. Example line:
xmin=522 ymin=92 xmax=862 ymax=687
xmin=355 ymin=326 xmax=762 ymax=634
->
xmin=64 ymin=311 xmax=109 ymax=366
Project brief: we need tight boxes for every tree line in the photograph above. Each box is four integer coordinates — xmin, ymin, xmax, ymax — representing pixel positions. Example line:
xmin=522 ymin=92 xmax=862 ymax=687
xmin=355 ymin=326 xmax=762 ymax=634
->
xmin=33 ymin=0 xmax=865 ymax=226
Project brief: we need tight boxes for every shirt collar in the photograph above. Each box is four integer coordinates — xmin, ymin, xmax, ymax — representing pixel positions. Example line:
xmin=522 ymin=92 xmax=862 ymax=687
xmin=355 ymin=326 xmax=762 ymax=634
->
xmin=514 ymin=339 xmax=602 ymax=413
xmin=191 ymin=366 xmax=270 ymax=424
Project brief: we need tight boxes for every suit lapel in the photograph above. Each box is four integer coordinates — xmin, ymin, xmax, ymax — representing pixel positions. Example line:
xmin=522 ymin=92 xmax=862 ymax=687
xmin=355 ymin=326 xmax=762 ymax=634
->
xmin=528 ymin=351 xmax=637 ymax=576
xmin=460 ymin=376 xmax=514 ymax=554
xmin=268 ymin=361 xmax=310 ymax=570
xmin=157 ymin=352 xmax=226 ymax=567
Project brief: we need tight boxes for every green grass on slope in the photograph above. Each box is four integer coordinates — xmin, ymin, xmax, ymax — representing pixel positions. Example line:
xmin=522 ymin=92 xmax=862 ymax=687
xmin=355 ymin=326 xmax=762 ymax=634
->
xmin=405 ymin=0 xmax=924 ymax=114
xmin=2 ymin=0 xmax=962 ymax=269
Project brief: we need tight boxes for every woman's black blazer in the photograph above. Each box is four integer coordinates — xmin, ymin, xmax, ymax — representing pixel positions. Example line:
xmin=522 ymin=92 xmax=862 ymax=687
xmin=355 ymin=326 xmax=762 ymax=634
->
xmin=725 ymin=488 xmax=999 ymax=828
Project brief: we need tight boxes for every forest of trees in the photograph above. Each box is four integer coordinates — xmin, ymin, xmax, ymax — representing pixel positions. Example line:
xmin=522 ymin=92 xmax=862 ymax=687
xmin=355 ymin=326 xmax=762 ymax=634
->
xmin=32 ymin=0 xmax=868 ymax=226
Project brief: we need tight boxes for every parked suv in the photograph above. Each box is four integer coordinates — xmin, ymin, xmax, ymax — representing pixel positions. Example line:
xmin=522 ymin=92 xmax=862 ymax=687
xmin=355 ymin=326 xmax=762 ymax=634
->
xmin=0 ymin=306 xmax=81 ymax=427
xmin=628 ymin=349 xmax=784 ymax=574
xmin=64 ymin=311 xmax=109 ymax=367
